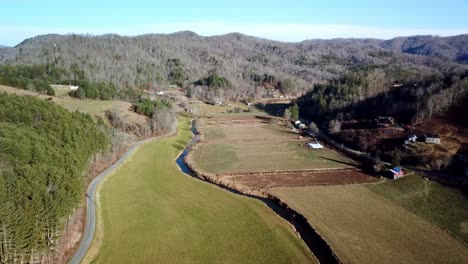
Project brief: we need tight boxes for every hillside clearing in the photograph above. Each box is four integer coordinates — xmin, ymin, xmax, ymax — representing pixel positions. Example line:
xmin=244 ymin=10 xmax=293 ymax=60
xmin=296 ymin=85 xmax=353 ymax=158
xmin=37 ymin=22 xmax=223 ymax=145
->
xmin=367 ymin=174 xmax=468 ymax=243
xmin=87 ymin=117 xmax=315 ymax=263
xmin=270 ymin=185 xmax=468 ymax=264
xmin=0 ymin=84 xmax=147 ymax=126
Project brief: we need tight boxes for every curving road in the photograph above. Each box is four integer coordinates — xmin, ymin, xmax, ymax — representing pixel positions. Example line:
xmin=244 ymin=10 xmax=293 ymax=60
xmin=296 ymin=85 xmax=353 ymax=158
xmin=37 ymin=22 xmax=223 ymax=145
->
xmin=68 ymin=124 xmax=176 ymax=264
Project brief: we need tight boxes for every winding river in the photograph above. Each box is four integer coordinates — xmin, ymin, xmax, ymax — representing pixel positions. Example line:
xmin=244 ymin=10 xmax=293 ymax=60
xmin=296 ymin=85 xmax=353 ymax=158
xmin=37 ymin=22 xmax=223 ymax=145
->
xmin=175 ymin=120 xmax=339 ymax=264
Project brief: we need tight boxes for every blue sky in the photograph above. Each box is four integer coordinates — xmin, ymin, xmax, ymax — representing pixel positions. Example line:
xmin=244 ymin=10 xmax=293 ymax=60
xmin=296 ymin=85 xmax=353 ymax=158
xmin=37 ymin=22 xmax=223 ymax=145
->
xmin=1 ymin=0 xmax=467 ymax=45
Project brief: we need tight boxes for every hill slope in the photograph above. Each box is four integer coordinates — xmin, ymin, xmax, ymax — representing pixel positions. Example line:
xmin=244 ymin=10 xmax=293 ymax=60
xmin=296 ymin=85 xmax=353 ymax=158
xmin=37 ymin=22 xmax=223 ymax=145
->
xmin=1 ymin=33 xmax=466 ymax=100
xmin=380 ymin=34 xmax=468 ymax=64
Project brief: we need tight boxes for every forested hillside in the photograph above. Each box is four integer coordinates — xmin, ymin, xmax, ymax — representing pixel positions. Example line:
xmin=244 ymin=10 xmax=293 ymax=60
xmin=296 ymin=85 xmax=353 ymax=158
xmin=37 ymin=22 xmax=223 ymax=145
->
xmin=0 ymin=93 xmax=108 ymax=263
xmin=1 ymin=33 xmax=467 ymax=101
xmin=297 ymin=66 xmax=468 ymax=124
xmin=381 ymin=34 xmax=468 ymax=64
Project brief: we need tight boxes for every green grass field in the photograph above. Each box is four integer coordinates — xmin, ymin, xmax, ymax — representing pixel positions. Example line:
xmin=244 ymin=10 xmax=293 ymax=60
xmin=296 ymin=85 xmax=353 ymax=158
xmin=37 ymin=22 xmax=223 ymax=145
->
xmin=271 ymin=185 xmax=468 ymax=264
xmin=89 ymin=117 xmax=315 ymax=263
xmin=367 ymin=174 xmax=468 ymax=243
xmin=191 ymin=120 xmax=354 ymax=175
xmin=192 ymin=141 xmax=354 ymax=174
xmin=0 ymin=84 xmax=146 ymax=125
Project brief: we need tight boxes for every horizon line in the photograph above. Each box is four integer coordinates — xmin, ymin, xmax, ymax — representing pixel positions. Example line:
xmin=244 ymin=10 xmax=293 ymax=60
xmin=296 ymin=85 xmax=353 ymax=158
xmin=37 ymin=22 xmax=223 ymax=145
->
xmin=2 ymin=22 xmax=468 ymax=46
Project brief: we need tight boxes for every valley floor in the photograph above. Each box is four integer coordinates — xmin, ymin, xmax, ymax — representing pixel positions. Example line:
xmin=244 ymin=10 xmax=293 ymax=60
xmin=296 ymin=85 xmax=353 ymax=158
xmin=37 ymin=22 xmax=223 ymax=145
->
xmin=271 ymin=183 xmax=468 ymax=264
xmin=85 ymin=116 xmax=315 ymax=263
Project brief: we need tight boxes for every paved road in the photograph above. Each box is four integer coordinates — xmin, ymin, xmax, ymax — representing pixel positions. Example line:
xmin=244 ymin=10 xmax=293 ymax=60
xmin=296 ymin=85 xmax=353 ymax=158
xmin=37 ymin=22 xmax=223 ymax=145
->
xmin=68 ymin=124 xmax=176 ymax=264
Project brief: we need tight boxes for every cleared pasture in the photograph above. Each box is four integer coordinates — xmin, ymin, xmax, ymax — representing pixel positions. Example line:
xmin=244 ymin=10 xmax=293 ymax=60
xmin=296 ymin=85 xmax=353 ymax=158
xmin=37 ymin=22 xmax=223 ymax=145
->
xmin=367 ymin=174 xmax=468 ymax=243
xmin=191 ymin=117 xmax=355 ymax=175
xmin=88 ymin=117 xmax=315 ymax=263
xmin=192 ymin=140 xmax=354 ymax=175
xmin=0 ymin=84 xmax=146 ymax=126
xmin=270 ymin=184 xmax=468 ymax=264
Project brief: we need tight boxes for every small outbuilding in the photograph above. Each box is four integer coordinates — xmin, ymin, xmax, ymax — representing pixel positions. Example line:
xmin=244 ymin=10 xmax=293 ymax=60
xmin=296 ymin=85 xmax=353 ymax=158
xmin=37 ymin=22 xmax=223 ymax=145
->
xmin=425 ymin=134 xmax=440 ymax=144
xmin=392 ymin=80 xmax=403 ymax=88
xmin=375 ymin=116 xmax=395 ymax=127
xmin=307 ymin=142 xmax=324 ymax=149
xmin=389 ymin=167 xmax=405 ymax=179
xmin=405 ymin=135 xmax=418 ymax=144
xmin=69 ymin=85 xmax=79 ymax=91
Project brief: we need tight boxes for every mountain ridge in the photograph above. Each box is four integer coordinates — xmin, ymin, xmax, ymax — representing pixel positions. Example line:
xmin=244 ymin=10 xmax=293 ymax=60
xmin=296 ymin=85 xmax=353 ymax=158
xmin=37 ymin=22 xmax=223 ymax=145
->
xmin=1 ymin=32 xmax=467 ymax=100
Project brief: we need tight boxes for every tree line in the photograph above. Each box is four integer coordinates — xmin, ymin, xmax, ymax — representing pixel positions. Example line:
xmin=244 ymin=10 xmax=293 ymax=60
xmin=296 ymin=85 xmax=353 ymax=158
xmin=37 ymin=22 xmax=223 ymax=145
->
xmin=0 ymin=64 xmax=63 ymax=95
xmin=0 ymin=93 xmax=108 ymax=263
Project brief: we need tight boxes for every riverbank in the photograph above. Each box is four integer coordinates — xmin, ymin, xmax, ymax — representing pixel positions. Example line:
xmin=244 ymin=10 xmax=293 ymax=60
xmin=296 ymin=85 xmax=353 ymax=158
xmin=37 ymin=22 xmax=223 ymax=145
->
xmin=83 ymin=116 xmax=314 ymax=263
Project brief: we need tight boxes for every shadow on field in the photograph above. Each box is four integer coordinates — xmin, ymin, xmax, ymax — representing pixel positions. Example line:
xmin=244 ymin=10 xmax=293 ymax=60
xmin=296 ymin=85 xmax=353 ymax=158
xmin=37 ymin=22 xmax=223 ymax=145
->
xmin=320 ymin=156 xmax=357 ymax=167
xmin=259 ymin=103 xmax=290 ymax=117
xmin=172 ymin=143 xmax=185 ymax=152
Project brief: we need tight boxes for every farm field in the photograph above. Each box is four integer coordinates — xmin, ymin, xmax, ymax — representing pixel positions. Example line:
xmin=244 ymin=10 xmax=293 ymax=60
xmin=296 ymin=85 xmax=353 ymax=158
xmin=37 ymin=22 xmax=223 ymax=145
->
xmin=189 ymin=101 xmax=251 ymax=115
xmin=0 ymin=84 xmax=146 ymax=125
xmin=367 ymin=174 xmax=468 ymax=243
xmin=221 ymin=169 xmax=376 ymax=189
xmin=190 ymin=115 xmax=359 ymax=179
xmin=86 ymin=117 xmax=315 ymax=263
xmin=270 ymin=184 xmax=468 ymax=264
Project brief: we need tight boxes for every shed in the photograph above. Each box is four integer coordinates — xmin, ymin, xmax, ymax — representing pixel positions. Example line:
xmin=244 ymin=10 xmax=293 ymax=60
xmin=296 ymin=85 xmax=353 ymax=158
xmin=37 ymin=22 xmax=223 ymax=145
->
xmin=376 ymin=116 xmax=395 ymax=127
xmin=405 ymin=135 xmax=417 ymax=144
xmin=392 ymin=80 xmax=403 ymax=88
xmin=425 ymin=134 xmax=440 ymax=144
xmin=307 ymin=142 xmax=323 ymax=149
xmin=69 ymin=85 xmax=79 ymax=91
xmin=389 ymin=167 xmax=405 ymax=179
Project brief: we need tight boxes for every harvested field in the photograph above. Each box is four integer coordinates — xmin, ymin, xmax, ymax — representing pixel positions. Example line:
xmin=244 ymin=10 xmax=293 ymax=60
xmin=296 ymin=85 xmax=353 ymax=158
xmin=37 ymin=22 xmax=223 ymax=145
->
xmin=201 ymin=122 xmax=295 ymax=142
xmin=270 ymin=185 xmax=468 ymax=264
xmin=190 ymin=115 xmax=358 ymax=184
xmin=221 ymin=169 xmax=377 ymax=189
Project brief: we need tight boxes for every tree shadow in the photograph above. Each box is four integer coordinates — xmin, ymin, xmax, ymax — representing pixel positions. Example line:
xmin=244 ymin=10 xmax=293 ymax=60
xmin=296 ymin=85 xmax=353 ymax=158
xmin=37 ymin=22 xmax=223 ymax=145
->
xmin=319 ymin=156 xmax=357 ymax=167
xmin=172 ymin=143 xmax=185 ymax=152
xmin=258 ymin=103 xmax=290 ymax=117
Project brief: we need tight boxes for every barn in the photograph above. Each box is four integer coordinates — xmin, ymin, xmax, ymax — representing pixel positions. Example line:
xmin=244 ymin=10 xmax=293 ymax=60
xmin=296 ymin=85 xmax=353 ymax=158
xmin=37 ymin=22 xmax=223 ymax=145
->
xmin=389 ymin=167 xmax=405 ymax=179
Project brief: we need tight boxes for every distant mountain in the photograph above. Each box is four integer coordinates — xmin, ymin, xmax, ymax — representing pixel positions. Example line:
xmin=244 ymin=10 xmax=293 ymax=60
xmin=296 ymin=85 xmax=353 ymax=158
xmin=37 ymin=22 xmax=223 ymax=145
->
xmin=380 ymin=34 xmax=468 ymax=64
xmin=0 ymin=32 xmax=466 ymax=100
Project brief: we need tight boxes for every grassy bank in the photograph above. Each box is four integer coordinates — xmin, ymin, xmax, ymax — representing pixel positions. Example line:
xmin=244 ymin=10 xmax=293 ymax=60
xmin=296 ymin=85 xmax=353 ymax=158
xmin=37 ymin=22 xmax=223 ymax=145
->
xmin=366 ymin=174 xmax=468 ymax=243
xmin=89 ymin=117 xmax=314 ymax=263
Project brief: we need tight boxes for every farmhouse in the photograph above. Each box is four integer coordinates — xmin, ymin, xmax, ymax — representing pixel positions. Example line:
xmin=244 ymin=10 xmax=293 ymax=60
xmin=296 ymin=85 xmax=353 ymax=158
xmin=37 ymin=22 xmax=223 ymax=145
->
xmin=389 ymin=167 xmax=405 ymax=179
xmin=375 ymin=116 xmax=395 ymax=127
